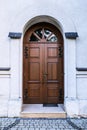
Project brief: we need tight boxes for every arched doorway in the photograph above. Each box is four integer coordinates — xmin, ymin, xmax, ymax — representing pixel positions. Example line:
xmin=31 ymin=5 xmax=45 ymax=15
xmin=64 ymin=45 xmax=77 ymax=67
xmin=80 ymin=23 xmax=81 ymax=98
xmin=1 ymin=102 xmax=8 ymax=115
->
xmin=23 ymin=22 xmax=64 ymax=104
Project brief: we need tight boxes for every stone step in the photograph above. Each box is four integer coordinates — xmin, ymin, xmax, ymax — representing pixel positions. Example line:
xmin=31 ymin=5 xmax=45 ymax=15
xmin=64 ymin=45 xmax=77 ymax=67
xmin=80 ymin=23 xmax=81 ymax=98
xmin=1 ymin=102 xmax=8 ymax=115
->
xmin=20 ymin=112 xmax=66 ymax=118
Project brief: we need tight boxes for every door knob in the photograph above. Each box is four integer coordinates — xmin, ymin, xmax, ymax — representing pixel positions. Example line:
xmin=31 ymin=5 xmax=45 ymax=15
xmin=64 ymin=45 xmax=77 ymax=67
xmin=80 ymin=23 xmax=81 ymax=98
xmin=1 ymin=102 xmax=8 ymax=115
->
xmin=43 ymin=73 xmax=48 ymax=83
xmin=43 ymin=73 xmax=48 ymax=75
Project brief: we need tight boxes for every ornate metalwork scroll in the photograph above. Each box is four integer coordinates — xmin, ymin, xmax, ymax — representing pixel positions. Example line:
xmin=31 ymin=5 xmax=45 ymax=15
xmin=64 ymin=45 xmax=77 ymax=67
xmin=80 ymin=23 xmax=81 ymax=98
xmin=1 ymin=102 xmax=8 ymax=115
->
xmin=24 ymin=46 xmax=28 ymax=59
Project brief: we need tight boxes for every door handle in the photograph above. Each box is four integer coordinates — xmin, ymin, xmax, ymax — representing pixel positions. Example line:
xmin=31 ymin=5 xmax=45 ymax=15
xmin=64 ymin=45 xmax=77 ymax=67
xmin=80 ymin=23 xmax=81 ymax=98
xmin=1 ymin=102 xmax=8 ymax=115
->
xmin=43 ymin=73 xmax=48 ymax=75
xmin=43 ymin=73 xmax=48 ymax=83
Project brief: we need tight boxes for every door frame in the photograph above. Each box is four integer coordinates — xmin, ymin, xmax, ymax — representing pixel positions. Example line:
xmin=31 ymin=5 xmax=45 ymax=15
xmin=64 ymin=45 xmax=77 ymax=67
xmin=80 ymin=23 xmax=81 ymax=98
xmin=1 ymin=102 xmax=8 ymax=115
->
xmin=23 ymin=22 xmax=64 ymax=104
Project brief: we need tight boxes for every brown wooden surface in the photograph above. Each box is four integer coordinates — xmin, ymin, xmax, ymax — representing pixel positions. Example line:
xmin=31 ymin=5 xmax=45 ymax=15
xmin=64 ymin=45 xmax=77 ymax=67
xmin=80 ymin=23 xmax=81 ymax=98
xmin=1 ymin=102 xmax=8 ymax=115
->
xmin=23 ymin=23 xmax=64 ymax=104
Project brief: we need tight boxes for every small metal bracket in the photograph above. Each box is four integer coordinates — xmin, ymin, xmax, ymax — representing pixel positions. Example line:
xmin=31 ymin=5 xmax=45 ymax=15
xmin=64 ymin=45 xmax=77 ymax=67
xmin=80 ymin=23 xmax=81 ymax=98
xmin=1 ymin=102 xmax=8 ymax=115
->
xmin=65 ymin=32 xmax=78 ymax=39
xmin=0 ymin=68 xmax=10 ymax=71
xmin=8 ymin=32 xmax=22 ymax=39
xmin=76 ymin=68 xmax=87 ymax=71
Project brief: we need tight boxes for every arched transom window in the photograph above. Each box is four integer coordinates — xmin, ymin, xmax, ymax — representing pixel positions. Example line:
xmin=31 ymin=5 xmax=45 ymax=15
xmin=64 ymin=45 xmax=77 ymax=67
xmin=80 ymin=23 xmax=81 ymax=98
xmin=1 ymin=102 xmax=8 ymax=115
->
xmin=30 ymin=28 xmax=58 ymax=42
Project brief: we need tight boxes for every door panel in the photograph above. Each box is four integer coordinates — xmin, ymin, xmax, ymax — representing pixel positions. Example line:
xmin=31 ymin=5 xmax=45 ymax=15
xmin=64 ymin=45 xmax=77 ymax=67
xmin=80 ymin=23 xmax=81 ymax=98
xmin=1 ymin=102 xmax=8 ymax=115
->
xmin=47 ymin=47 xmax=58 ymax=57
xmin=47 ymin=62 xmax=58 ymax=80
xmin=29 ymin=62 xmax=40 ymax=80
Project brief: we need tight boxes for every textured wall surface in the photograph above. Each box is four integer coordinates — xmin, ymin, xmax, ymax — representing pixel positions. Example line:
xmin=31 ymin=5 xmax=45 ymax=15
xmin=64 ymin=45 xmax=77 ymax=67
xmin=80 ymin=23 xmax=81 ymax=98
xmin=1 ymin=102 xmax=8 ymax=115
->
xmin=0 ymin=0 xmax=87 ymax=117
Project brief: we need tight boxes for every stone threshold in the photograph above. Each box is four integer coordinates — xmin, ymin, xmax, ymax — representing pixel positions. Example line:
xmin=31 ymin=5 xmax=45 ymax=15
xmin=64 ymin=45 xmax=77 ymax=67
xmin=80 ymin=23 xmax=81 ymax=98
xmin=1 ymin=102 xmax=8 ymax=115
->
xmin=20 ymin=104 xmax=66 ymax=118
xmin=20 ymin=113 xmax=66 ymax=118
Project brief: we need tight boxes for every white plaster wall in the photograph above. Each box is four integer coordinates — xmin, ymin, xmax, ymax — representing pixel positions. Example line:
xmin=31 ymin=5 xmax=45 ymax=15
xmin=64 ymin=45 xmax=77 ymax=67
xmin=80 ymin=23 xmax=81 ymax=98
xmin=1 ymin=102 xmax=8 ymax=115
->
xmin=77 ymin=75 xmax=87 ymax=99
xmin=0 ymin=0 xmax=87 ymax=66
xmin=76 ymin=74 xmax=87 ymax=117
xmin=0 ymin=75 xmax=10 ymax=116
xmin=0 ymin=0 xmax=87 ymax=117
xmin=10 ymin=39 xmax=21 ymax=99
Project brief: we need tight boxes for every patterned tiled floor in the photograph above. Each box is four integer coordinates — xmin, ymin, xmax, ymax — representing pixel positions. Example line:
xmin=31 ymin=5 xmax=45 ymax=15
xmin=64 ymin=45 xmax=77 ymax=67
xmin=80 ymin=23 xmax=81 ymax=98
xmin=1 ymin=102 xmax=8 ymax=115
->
xmin=0 ymin=118 xmax=87 ymax=130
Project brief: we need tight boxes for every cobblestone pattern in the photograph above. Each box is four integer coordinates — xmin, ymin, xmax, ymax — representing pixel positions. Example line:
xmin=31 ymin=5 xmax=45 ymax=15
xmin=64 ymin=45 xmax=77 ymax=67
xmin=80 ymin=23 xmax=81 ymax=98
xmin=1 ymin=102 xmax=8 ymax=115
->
xmin=70 ymin=118 xmax=87 ymax=130
xmin=0 ymin=118 xmax=16 ymax=129
xmin=0 ymin=118 xmax=87 ymax=130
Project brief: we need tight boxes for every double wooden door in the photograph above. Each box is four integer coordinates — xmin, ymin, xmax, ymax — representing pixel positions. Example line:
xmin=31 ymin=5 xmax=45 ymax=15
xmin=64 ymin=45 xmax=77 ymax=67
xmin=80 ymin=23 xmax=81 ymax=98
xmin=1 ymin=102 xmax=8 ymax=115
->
xmin=23 ymin=23 xmax=64 ymax=104
xmin=23 ymin=42 xmax=64 ymax=104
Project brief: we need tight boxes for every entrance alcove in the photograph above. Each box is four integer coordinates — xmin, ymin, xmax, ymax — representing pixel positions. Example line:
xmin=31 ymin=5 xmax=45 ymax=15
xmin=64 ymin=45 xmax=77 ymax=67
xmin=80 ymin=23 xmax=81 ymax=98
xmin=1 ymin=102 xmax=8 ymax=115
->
xmin=9 ymin=13 xmax=77 ymax=117
xmin=21 ymin=16 xmax=67 ymax=117
xmin=16 ymin=15 xmax=76 ymax=116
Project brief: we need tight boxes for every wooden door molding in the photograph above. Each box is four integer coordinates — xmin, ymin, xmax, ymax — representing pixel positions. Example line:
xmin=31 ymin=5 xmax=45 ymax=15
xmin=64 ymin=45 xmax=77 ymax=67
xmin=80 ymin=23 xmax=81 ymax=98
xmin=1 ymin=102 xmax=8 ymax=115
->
xmin=23 ymin=22 xmax=64 ymax=104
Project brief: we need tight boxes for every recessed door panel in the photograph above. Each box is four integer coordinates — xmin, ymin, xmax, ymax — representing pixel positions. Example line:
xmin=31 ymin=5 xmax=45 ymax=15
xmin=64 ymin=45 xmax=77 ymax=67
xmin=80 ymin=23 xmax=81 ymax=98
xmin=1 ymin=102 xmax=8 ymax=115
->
xmin=29 ymin=62 xmax=40 ymax=81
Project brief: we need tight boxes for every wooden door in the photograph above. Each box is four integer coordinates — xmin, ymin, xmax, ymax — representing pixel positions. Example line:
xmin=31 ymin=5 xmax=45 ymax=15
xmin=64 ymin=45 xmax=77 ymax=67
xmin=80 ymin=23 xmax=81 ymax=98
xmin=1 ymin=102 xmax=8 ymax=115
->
xmin=23 ymin=23 xmax=64 ymax=104
xmin=44 ymin=43 xmax=61 ymax=103
xmin=23 ymin=42 xmax=43 ymax=103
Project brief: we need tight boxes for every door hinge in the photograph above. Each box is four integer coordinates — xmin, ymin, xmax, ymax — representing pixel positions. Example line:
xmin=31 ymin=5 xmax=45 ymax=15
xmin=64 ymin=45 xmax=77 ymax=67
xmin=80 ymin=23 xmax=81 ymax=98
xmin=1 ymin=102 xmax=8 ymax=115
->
xmin=58 ymin=46 xmax=63 ymax=58
xmin=24 ymin=88 xmax=28 ymax=99
xmin=59 ymin=88 xmax=63 ymax=99
xmin=24 ymin=46 xmax=29 ymax=59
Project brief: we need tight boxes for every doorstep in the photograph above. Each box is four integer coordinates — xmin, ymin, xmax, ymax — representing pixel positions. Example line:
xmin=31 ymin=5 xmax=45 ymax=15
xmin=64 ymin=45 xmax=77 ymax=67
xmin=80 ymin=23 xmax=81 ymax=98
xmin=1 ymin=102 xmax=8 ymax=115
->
xmin=20 ymin=104 xmax=66 ymax=118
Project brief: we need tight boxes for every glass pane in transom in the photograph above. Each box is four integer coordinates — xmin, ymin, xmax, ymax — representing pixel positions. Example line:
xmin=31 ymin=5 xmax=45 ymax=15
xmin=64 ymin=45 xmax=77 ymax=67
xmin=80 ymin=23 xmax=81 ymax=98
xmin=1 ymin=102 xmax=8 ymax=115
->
xmin=29 ymin=28 xmax=58 ymax=42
